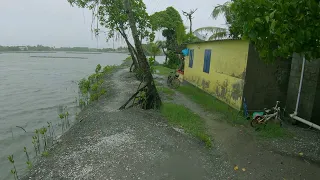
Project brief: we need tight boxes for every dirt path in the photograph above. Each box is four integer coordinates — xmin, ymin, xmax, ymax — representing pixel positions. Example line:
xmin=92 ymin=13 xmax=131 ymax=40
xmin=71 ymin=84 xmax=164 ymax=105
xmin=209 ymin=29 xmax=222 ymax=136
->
xmin=156 ymin=75 xmax=320 ymax=180
xmin=23 ymin=67 xmax=236 ymax=180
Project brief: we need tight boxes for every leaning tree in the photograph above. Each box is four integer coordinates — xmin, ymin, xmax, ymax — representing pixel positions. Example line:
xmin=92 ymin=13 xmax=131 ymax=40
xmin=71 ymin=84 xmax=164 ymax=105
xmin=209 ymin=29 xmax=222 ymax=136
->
xmin=150 ymin=7 xmax=186 ymax=68
xmin=68 ymin=0 xmax=161 ymax=109
xmin=68 ymin=0 xmax=154 ymax=72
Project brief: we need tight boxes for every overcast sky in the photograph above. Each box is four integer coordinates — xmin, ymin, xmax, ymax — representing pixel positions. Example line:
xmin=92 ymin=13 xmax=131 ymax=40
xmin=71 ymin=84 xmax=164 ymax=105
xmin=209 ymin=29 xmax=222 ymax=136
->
xmin=0 ymin=0 xmax=228 ymax=48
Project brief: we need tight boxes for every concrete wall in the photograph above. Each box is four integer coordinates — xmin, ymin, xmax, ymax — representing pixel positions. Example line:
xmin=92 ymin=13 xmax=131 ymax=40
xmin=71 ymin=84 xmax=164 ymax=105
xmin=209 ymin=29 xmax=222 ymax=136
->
xmin=286 ymin=53 xmax=320 ymax=123
xmin=242 ymin=44 xmax=291 ymax=111
xmin=184 ymin=40 xmax=249 ymax=110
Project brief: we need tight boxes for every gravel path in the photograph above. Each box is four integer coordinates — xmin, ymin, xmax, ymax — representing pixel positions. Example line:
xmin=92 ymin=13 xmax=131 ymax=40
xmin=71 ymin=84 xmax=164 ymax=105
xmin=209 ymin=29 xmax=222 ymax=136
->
xmin=23 ymin=67 xmax=235 ymax=180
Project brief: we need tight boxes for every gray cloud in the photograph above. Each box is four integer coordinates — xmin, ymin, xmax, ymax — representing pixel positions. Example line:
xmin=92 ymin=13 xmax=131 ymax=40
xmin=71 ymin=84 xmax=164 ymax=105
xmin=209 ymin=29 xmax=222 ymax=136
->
xmin=0 ymin=0 xmax=228 ymax=48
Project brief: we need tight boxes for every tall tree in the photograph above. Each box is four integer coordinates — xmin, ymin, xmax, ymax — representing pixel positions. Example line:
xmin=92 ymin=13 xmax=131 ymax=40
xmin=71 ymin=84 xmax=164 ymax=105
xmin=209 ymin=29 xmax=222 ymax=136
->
xmin=182 ymin=9 xmax=197 ymax=34
xmin=68 ymin=0 xmax=154 ymax=71
xmin=230 ymin=0 xmax=320 ymax=61
xmin=121 ymin=0 xmax=161 ymax=109
xmin=150 ymin=7 xmax=186 ymax=68
xmin=155 ymin=41 xmax=168 ymax=64
xmin=143 ymin=42 xmax=161 ymax=59
xmin=211 ymin=1 xmax=240 ymax=39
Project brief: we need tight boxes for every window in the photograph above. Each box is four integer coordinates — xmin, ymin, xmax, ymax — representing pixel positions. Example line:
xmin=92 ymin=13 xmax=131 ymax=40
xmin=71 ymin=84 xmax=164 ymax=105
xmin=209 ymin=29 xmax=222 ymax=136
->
xmin=189 ymin=49 xmax=194 ymax=68
xmin=203 ymin=49 xmax=211 ymax=73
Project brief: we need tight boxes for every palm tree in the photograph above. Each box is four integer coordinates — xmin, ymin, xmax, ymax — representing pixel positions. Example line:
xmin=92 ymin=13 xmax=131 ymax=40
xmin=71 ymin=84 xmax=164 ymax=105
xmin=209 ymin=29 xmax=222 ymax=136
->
xmin=211 ymin=1 xmax=232 ymax=20
xmin=193 ymin=26 xmax=228 ymax=40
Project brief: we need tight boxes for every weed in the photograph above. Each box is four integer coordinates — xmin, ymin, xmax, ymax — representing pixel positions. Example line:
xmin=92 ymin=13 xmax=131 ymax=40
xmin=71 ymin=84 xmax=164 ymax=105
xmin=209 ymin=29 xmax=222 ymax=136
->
xmin=78 ymin=64 xmax=111 ymax=106
xmin=256 ymin=123 xmax=290 ymax=138
xmin=8 ymin=155 xmax=19 ymax=180
xmin=161 ymin=103 xmax=212 ymax=148
xmin=32 ymin=135 xmax=39 ymax=156
xmin=95 ymin=64 xmax=102 ymax=74
xmin=103 ymin=65 xmax=116 ymax=74
xmin=42 ymin=151 xmax=49 ymax=157
xmin=39 ymin=127 xmax=48 ymax=151
xmin=23 ymin=147 xmax=30 ymax=162
xmin=26 ymin=161 xmax=32 ymax=170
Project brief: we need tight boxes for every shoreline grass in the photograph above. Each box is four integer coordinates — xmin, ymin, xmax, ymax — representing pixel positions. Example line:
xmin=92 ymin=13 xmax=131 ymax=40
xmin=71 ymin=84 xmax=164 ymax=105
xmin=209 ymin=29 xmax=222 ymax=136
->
xmin=161 ymin=103 xmax=212 ymax=148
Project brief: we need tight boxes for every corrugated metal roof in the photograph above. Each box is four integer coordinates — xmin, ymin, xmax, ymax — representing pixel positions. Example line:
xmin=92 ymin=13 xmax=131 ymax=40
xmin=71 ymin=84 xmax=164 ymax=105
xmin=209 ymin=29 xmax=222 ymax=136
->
xmin=184 ymin=38 xmax=242 ymax=45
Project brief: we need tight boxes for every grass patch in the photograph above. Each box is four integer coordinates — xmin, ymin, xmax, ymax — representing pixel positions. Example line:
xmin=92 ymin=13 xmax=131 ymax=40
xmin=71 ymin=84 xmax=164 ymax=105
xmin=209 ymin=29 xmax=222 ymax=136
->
xmin=157 ymin=86 xmax=175 ymax=96
xmin=256 ymin=124 xmax=292 ymax=138
xmin=154 ymin=65 xmax=174 ymax=76
xmin=161 ymin=103 xmax=212 ymax=148
xmin=177 ymin=84 xmax=247 ymax=125
xmin=123 ymin=56 xmax=132 ymax=63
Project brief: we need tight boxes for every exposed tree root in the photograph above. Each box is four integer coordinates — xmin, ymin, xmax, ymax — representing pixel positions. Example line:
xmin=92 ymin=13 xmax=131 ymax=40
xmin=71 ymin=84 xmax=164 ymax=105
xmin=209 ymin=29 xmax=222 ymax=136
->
xmin=119 ymin=83 xmax=148 ymax=110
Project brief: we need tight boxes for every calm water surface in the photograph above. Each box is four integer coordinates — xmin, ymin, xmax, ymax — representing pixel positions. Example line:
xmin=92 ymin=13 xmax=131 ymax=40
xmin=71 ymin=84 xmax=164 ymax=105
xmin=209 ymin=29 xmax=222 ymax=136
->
xmin=0 ymin=52 xmax=133 ymax=180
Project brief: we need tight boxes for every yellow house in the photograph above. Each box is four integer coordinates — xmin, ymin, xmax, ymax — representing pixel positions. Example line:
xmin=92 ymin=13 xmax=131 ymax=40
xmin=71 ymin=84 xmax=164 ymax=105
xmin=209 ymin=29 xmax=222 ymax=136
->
xmin=184 ymin=40 xmax=249 ymax=110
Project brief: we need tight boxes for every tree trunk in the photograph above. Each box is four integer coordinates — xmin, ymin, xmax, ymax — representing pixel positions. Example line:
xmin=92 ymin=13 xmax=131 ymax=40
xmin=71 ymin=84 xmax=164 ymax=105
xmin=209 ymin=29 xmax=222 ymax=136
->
xmin=189 ymin=18 xmax=192 ymax=34
xmin=117 ymin=28 xmax=138 ymax=71
xmin=123 ymin=0 xmax=161 ymax=109
xmin=161 ymin=47 xmax=168 ymax=64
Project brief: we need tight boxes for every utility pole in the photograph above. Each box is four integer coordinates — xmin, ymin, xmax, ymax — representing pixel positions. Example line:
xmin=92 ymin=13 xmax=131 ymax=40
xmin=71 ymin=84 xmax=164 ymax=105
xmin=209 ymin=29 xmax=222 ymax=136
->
xmin=182 ymin=9 xmax=197 ymax=34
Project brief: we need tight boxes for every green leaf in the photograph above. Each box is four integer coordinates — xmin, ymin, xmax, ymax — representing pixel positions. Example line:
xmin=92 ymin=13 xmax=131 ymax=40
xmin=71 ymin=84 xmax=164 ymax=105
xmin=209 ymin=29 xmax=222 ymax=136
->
xmin=255 ymin=17 xmax=262 ymax=23
xmin=270 ymin=20 xmax=276 ymax=32
xmin=265 ymin=16 xmax=270 ymax=23
xmin=270 ymin=10 xmax=276 ymax=19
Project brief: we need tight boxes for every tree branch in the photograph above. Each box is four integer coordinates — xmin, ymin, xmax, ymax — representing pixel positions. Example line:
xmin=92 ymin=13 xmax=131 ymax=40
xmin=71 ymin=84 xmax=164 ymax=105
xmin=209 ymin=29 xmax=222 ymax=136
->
xmin=119 ymin=83 xmax=148 ymax=110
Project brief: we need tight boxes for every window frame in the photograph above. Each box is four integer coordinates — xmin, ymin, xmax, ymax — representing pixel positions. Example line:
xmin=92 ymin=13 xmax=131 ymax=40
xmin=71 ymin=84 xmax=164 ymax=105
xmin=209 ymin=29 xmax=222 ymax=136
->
xmin=189 ymin=49 xmax=194 ymax=68
xmin=203 ymin=49 xmax=211 ymax=73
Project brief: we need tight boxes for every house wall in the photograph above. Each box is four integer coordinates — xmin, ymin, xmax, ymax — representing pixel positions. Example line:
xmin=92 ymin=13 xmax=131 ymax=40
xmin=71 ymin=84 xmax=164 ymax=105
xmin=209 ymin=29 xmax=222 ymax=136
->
xmin=286 ymin=53 xmax=320 ymax=123
xmin=184 ymin=40 xmax=249 ymax=110
xmin=242 ymin=44 xmax=291 ymax=111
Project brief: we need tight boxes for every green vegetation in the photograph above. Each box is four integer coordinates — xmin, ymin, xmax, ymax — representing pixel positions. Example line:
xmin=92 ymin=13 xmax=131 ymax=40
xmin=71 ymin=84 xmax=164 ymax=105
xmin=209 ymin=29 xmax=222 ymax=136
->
xmin=150 ymin=7 xmax=185 ymax=68
xmin=177 ymin=84 xmax=247 ymax=125
xmin=215 ymin=0 xmax=320 ymax=61
xmin=161 ymin=103 xmax=212 ymax=148
xmin=78 ymin=64 xmax=115 ymax=107
xmin=59 ymin=110 xmax=70 ymax=133
xmin=157 ymin=86 xmax=175 ymax=96
xmin=41 ymin=151 xmax=49 ymax=157
xmin=143 ymin=42 xmax=162 ymax=58
xmin=24 ymin=147 xmax=32 ymax=170
xmin=0 ymin=45 xmax=128 ymax=53
xmin=154 ymin=65 xmax=174 ymax=76
xmin=8 ymin=155 xmax=19 ymax=180
xmin=256 ymin=124 xmax=291 ymax=139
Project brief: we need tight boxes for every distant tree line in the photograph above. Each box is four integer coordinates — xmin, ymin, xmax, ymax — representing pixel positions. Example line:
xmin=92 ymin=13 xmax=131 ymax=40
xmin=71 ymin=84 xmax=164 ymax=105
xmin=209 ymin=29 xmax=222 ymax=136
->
xmin=0 ymin=45 xmax=128 ymax=53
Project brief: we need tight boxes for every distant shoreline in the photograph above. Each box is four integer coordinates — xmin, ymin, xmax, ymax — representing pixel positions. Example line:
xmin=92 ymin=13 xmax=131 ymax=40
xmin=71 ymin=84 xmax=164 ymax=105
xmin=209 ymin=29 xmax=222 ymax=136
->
xmin=0 ymin=51 xmax=128 ymax=54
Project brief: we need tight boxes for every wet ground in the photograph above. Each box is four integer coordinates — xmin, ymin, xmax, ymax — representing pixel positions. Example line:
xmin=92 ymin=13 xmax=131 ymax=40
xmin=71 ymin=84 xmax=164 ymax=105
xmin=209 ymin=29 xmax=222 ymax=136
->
xmin=23 ymin=65 xmax=320 ymax=180
xmin=22 ymin=67 xmax=234 ymax=180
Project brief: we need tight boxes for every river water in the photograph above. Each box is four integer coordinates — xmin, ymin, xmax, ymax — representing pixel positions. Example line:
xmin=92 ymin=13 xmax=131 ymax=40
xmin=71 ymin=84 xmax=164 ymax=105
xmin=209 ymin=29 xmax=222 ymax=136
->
xmin=0 ymin=52 xmax=135 ymax=180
